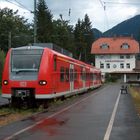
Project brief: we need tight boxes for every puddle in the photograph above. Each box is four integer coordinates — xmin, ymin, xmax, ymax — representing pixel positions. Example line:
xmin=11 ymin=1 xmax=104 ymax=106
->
xmin=30 ymin=117 xmax=68 ymax=136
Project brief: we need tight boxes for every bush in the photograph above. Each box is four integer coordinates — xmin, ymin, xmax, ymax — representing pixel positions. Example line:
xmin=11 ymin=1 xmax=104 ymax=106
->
xmin=105 ymin=73 xmax=117 ymax=83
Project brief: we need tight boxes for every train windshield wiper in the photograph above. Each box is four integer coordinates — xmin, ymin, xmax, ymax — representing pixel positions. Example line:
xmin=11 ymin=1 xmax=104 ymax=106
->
xmin=13 ymin=69 xmax=38 ymax=74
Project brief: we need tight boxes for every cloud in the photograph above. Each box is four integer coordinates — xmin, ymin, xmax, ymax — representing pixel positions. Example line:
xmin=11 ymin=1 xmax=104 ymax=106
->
xmin=103 ymin=1 xmax=139 ymax=31
xmin=0 ymin=0 xmax=140 ymax=32
xmin=0 ymin=0 xmax=33 ymax=22
xmin=47 ymin=0 xmax=140 ymax=32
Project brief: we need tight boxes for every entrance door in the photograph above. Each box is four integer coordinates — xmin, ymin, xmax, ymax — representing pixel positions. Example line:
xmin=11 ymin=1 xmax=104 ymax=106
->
xmin=82 ymin=68 xmax=86 ymax=89
xmin=70 ymin=64 xmax=74 ymax=92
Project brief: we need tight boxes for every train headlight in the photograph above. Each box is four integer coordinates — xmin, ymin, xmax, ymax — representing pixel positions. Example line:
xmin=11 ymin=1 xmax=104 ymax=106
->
xmin=3 ymin=80 xmax=8 ymax=85
xmin=39 ymin=80 xmax=47 ymax=85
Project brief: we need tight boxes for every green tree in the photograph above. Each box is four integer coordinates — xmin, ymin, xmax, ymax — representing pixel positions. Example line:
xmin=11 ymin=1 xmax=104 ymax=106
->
xmin=74 ymin=19 xmax=85 ymax=60
xmin=83 ymin=14 xmax=95 ymax=63
xmin=36 ymin=1 xmax=75 ymax=56
xmin=0 ymin=8 xmax=33 ymax=52
xmin=52 ymin=15 xmax=75 ymax=57
xmin=74 ymin=14 xmax=95 ymax=63
xmin=36 ymin=0 xmax=53 ymax=42
xmin=0 ymin=50 xmax=5 ymax=86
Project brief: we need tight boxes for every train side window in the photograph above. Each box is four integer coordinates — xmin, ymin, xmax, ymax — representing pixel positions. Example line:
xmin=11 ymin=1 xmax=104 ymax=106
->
xmin=60 ymin=67 xmax=65 ymax=82
xmin=86 ymin=73 xmax=87 ymax=81
xmin=54 ymin=56 xmax=57 ymax=71
xmin=65 ymin=68 xmax=69 ymax=82
xmin=80 ymin=68 xmax=85 ymax=81
xmin=90 ymin=73 xmax=93 ymax=81
xmin=81 ymin=68 xmax=85 ymax=81
xmin=82 ymin=71 xmax=86 ymax=81
xmin=80 ymin=70 xmax=82 ymax=80
xmin=93 ymin=74 xmax=96 ymax=80
xmin=74 ymin=69 xmax=77 ymax=81
xmin=86 ymin=73 xmax=89 ymax=81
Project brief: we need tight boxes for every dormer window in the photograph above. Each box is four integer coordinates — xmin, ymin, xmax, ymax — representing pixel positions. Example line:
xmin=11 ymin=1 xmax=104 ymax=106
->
xmin=100 ymin=43 xmax=109 ymax=49
xmin=121 ymin=43 xmax=129 ymax=49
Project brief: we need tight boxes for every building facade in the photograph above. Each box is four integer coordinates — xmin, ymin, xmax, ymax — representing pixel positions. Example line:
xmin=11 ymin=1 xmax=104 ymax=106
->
xmin=91 ymin=37 xmax=140 ymax=82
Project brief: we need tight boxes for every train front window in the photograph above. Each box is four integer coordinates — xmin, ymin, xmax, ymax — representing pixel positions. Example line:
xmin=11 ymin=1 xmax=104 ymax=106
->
xmin=11 ymin=49 xmax=43 ymax=73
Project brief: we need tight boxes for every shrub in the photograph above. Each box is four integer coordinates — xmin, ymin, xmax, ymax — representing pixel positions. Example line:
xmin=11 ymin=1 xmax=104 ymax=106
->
xmin=105 ymin=73 xmax=117 ymax=83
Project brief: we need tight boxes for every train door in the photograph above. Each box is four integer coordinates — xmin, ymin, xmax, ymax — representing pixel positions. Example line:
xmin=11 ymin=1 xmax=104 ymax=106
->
xmin=70 ymin=64 xmax=74 ymax=92
xmin=82 ymin=68 xmax=86 ymax=89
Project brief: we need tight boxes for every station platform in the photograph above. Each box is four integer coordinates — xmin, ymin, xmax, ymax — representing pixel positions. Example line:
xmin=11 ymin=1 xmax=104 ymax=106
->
xmin=0 ymin=84 xmax=140 ymax=140
xmin=110 ymin=88 xmax=140 ymax=140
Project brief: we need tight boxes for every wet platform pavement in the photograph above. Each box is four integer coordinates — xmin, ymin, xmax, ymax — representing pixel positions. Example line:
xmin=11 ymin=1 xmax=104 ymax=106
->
xmin=110 ymin=88 xmax=140 ymax=140
xmin=0 ymin=84 xmax=140 ymax=140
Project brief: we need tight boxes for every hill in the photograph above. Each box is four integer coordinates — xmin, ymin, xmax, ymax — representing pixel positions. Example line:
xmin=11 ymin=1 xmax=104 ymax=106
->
xmin=92 ymin=28 xmax=102 ymax=40
xmin=103 ymin=15 xmax=140 ymax=41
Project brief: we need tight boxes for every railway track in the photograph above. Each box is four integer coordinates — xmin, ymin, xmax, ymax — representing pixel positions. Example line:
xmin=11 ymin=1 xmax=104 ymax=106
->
xmin=0 ymin=86 xmax=103 ymax=128
xmin=0 ymin=94 xmax=80 ymax=127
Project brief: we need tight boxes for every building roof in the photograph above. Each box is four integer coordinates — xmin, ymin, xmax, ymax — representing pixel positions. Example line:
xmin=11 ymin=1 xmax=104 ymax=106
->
xmin=91 ymin=37 xmax=139 ymax=54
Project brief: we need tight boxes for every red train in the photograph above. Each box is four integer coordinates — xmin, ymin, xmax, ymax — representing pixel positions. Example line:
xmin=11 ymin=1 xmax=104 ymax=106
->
xmin=2 ymin=45 xmax=101 ymax=107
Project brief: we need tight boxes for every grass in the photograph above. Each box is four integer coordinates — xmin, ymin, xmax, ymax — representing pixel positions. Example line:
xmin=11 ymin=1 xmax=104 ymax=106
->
xmin=0 ymin=107 xmax=45 ymax=127
xmin=129 ymin=86 xmax=140 ymax=114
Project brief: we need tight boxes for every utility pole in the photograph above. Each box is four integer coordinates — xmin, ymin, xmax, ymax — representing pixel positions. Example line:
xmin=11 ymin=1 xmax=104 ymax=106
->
xmin=34 ymin=0 xmax=37 ymax=43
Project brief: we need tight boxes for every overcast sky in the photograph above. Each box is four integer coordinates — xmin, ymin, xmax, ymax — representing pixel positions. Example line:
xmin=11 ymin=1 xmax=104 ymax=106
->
xmin=0 ymin=0 xmax=140 ymax=32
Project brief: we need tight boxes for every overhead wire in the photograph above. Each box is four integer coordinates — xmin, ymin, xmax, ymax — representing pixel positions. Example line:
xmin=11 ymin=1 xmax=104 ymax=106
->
xmin=5 ymin=0 xmax=32 ymax=12
xmin=100 ymin=0 xmax=140 ymax=31
xmin=98 ymin=0 xmax=109 ymax=31
xmin=98 ymin=0 xmax=105 ymax=10
xmin=5 ymin=0 xmax=23 ymax=8
xmin=14 ymin=0 xmax=32 ymax=12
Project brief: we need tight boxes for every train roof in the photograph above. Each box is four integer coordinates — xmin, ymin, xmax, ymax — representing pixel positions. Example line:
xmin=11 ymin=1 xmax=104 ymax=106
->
xmin=33 ymin=43 xmax=73 ymax=57
xmin=51 ymin=49 xmax=99 ymax=71
xmin=11 ymin=46 xmax=44 ymax=50
xmin=11 ymin=45 xmax=100 ymax=72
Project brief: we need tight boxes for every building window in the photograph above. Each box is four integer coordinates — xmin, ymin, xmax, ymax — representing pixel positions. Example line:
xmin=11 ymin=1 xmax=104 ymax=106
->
xmin=106 ymin=55 xmax=111 ymax=59
xmin=100 ymin=55 xmax=104 ymax=59
xmin=100 ymin=43 xmax=109 ymax=49
xmin=120 ymin=55 xmax=124 ymax=59
xmin=120 ymin=63 xmax=124 ymax=69
xmin=106 ymin=63 xmax=110 ymax=69
xmin=121 ymin=43 xmax=130 ymax=49
xmin=126 ymin=63 xmax=130 ymax=69
xmin=126 ymin=55 xmax=130 ymax=59
xmin=100 ymin=63 xmax=104 ymax=69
